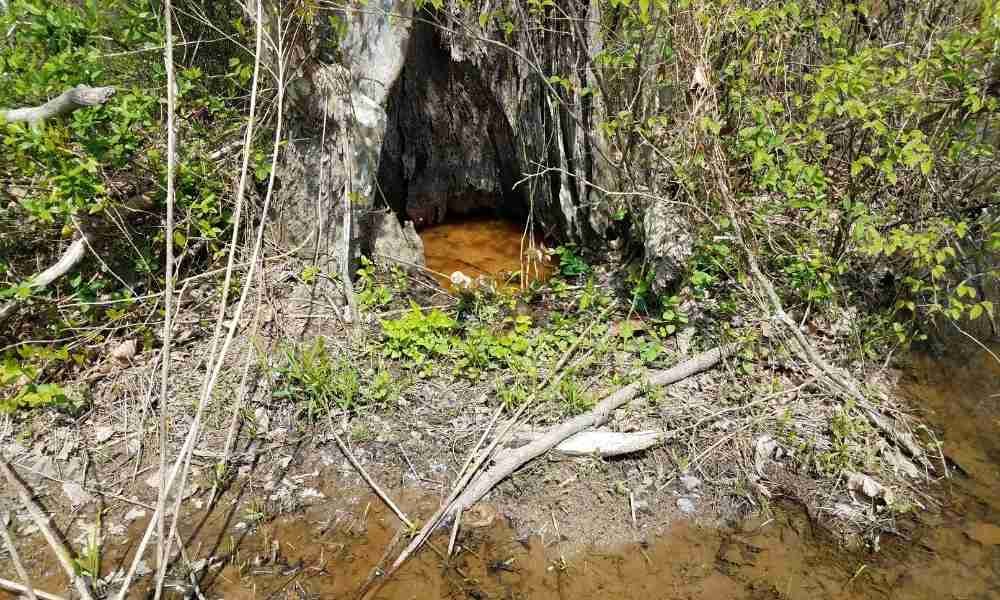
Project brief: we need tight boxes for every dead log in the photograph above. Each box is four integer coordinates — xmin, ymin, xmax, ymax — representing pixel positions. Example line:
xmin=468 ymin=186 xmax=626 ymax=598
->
xmin=510 ymin=428 xmax=667 ymax=456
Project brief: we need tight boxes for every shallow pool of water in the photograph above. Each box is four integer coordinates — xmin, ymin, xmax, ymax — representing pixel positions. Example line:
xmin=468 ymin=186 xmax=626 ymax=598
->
xmin=419 ymin=218 xmax=551 ymax=287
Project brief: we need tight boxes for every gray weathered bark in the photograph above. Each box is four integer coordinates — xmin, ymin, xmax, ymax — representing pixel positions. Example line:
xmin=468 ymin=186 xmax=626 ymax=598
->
xmin=271 ymin=1 xmax=692 ymax=286
xmin=0 ymin=85 xmax=115 ymax=124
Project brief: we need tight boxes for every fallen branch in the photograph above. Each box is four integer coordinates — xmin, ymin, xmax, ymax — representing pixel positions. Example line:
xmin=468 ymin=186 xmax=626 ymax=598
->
xmin=0 ymin=457 xmax=96 ymax=600
xmin=0 ymin=577 xmax=66 ymax=600
xmin=368 ymin=304 xmax=617 ymax=599
xmin=1 ymin=510 xmax=40 ymax=600
xmin=449 ymin=344 xmax=736 ymax=514
xmin=510 ymin=428 xmax=666 ymax=457
xmin=1 ymin=85 xmax=115 ymax=124
xmin=0 ymin=230 xmax=95 ymax=327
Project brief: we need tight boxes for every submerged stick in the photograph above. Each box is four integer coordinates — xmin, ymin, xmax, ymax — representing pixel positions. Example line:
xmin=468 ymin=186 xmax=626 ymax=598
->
xmin=1 ymin=510 xmax=39 ymax=600
xmin=0 ymin=458 xmax=96 ymax=600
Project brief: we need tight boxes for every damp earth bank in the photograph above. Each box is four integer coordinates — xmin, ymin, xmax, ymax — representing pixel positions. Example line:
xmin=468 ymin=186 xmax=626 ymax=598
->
xmin=2 ymin=345 xmax=998 ymax=600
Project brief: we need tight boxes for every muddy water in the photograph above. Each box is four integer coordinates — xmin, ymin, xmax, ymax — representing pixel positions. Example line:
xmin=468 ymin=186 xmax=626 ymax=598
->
xmin=2 ymin=346 xmax=998 ymax=599
xmin=419 ymin=218 xmax=551 ymax=286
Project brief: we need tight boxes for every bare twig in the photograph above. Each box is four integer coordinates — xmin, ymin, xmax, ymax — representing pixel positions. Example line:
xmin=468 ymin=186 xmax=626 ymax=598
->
xmin=0 ymin=577 xmax=66 ymax=600
xmin=326 ymin=416 xmax=413 ymax=529
xmin=155 ymin=0 xmax=179 ymax=590
xmin=113 ymin=1 xmax=269 ymax=597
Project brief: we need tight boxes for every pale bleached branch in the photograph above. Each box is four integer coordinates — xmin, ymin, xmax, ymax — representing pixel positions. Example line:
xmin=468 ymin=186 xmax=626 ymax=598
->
xmin=1 ymin=85 xmax=115 ymax=124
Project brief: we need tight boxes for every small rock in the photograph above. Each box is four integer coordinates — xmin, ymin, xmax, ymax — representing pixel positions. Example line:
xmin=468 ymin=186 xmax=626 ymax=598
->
xmin=134 ymin=560 xmax=151 ymax=577
xmin=123 ymin=507 xmax=146 ymax=523
xmin=110 ymin=339 xmax=137 ymax=363
xmin=847 ymin=472 xmax=895 ymax=505
xmin=680 ymin=475 xmax=701 ymax=492
xmin=676 ymin=497 xmax=697 ymax=515
xmin=254 ymin=407 xmax=271 ymax=434
xmin=62 ymin=481 xmax=92 ymax=508
xmin=753 ymin=434 xmax=780 ymax=477
xmin=144 ymin=471 xmax=162 ymax=489
xmin=94 ymin=425 xmax=115 ymax=444
xmin=56 ymin=438 xmax=77 ymax=461
xmin=301 ymin=487 xmax=325 ymax=499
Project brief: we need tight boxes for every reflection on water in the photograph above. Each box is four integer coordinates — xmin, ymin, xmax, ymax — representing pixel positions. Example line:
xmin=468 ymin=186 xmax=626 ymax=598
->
xmin=420 ymin=218 xmax=551 ymax=287
xmin=2 ymin=346 xmax=998 ymax=599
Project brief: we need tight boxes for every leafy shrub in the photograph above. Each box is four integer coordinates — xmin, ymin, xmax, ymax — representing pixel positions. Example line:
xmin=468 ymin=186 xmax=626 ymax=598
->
xmin=381 ymin=304 xmax=457 ymax=368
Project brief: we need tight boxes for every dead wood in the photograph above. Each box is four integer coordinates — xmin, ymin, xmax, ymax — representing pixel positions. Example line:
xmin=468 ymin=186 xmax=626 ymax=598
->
xmin=510 ymin=428 xmax=667 ymax=456
xmin=0 ymin=229 xmax=96 ymax=328
xmin=451 ymin=344 xmax=737 ymax=514
xmin=1 ymin=85 xmax=115 ymax=124
xmin=0 ymin=457 xmax=96 ymax=600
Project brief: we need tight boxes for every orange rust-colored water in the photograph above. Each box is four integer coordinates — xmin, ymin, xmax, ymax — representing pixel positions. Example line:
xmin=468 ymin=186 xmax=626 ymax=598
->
xmin=419 ymin=218 xmax=552 ymax=287
xmin=3 ymin=345 xmax=999 ymax=599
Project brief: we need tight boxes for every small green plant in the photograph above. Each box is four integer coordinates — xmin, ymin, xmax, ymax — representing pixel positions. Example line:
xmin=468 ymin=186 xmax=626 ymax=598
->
xmin=654 ymin=295 xmax=689 ymax=336
xmin=553 ymin=245 xmax=590 ymax=277
xmin=244 ymin=497 xmax=266 ymax=526
xmin=456 ymin=315 xmax=533 ymax=376
xmin=74 ymin=515 xmax=101 ymax=580
xmin=357 ymin=257 xmax=393 ymax=310
xmin=381 ymin=304 xmax=457 ymax=369
xmin=273 ymin=338 xmax=363 ymax=419
xmin=557 ymin=375 xmax=594 ymax=414
xmin=0 ymin=346 xmax=75 ymax=413
xmin=363 ymin=364 xmax=405 ymax=406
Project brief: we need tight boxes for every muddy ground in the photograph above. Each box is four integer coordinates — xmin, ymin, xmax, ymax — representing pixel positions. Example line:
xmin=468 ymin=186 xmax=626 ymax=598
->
xmin=1 ymin=244 xmax=998 ymax=599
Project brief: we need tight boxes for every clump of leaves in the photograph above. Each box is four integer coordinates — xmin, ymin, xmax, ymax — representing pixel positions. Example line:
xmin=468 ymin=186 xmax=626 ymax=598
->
xmin=356 ymin=257 xmax=394 ymax=310
xmin=381 ymin=304 xmax=457 ymax=370
xmin=0 ymin=346 xmax=76 ymax=414
xmin=553 ymin=245 xmax=591 ymax=277
xmin=455 ymin=314 xmax=534 ymax=376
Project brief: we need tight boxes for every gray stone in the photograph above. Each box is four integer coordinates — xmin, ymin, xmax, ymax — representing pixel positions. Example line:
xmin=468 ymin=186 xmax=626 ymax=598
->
xmin=370 ymin=211 xmax=425 ymax=267
xmin=676 ymin=497 xmax=697 ymax=515
xmin=680 ymin=474 xmax=702 ymax=492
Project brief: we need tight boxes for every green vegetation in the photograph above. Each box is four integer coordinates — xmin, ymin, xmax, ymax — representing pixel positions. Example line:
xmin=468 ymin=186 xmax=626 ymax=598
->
xmin=1 ymin=0 xmax=264 ymax=412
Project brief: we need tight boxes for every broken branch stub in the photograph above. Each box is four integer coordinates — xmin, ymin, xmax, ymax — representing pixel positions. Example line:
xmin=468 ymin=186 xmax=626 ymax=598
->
xmin=1 ymin=85 xmax=116 ymax=124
